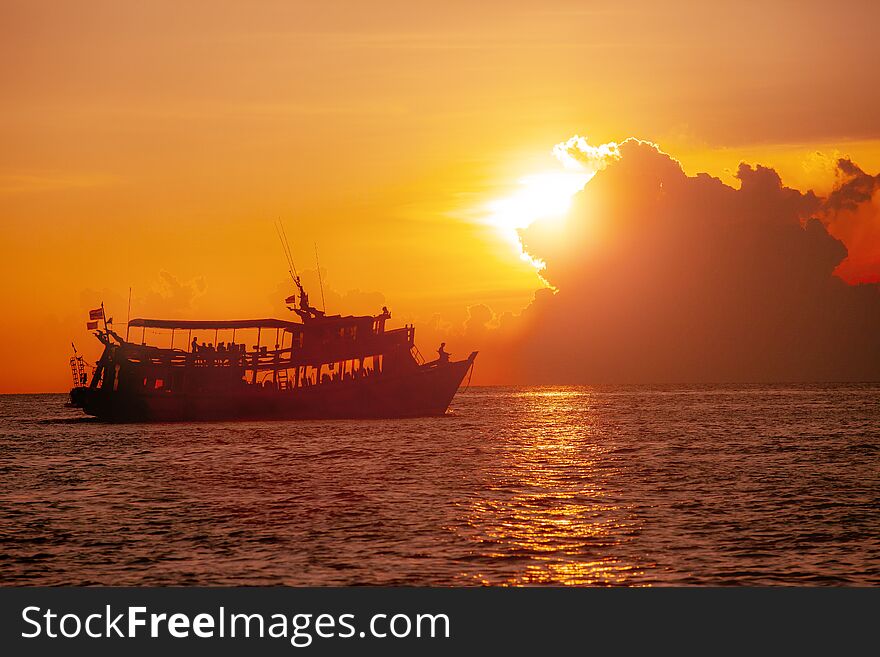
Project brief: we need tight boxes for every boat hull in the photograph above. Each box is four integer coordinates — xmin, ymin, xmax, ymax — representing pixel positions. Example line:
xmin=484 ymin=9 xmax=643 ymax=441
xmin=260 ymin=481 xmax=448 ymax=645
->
xmin=69 ymin=356 xmax=475 ymax=422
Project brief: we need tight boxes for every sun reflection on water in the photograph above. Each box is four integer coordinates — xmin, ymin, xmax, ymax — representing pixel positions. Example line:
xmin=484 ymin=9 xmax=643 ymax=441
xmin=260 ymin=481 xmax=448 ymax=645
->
xmin=454 ymin=388 xmax=649 ymax=586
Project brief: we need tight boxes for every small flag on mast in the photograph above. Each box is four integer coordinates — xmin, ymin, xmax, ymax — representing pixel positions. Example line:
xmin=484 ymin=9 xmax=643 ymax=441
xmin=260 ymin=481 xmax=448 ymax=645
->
xmin=86 ymin=320 xmax=99 ymax=330
xmin=88 ymin=308 xmax=104 ymax=320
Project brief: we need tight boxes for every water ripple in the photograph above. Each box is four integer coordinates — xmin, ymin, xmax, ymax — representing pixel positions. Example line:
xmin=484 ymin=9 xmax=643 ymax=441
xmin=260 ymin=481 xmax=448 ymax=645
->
xmin=0 ymin=384 xmax=878 ymax=585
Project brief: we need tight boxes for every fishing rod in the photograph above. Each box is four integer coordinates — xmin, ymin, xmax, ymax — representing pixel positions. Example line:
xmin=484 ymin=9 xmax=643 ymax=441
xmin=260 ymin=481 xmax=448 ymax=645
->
xmin=274 ymin=218 xmax=300 ymax=286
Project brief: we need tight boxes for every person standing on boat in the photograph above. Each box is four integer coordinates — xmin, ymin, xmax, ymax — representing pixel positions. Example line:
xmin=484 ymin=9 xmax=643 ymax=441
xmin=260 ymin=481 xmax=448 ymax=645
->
xmin=437 ymin=342 xmax=450 ymax=364
xmin=191 ymin=336 xmax=199 ymax=353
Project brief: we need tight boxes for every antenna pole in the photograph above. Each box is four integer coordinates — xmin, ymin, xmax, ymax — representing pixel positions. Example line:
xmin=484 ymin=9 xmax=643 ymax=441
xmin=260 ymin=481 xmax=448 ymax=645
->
xmin=275 ymin=219 xmax=307 ymax=301
xmin=314 ymin=242 xmax=326 ymax=313
xmin=125 ymin=288 xmax=132 ymax=341
xmin=275 ymin=218 xmax=299 ymax=281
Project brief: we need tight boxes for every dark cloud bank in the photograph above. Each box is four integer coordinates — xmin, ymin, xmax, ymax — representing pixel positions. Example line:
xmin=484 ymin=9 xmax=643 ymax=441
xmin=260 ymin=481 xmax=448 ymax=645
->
xmin=472 ymin=139 xmax=880 ymax=383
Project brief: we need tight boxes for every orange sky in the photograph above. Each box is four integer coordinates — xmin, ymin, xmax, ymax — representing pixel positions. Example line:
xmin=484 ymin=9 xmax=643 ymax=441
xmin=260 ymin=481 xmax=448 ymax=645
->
xmin=2 ymin=1 xmax=880 ymax=392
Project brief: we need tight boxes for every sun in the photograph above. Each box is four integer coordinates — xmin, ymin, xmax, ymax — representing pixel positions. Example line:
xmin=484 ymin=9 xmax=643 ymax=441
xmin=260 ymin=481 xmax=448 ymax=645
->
xmin=484 ymin=170 xmax=593 ymax=269
xmin=480 ymin=136 xmax=620 ymax=271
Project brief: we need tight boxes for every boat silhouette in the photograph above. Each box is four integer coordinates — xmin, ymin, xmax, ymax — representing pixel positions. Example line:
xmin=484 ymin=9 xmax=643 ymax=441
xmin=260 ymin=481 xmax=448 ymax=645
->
xmin=68 ymin=281 xmax=476 ymax=422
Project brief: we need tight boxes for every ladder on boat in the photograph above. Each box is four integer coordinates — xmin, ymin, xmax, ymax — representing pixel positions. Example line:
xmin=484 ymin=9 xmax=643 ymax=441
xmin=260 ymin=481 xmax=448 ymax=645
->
xmin=276 ymin=368 xmax=289 ymax=391
xmin=69 ymin=355 xmax=86 ymax=387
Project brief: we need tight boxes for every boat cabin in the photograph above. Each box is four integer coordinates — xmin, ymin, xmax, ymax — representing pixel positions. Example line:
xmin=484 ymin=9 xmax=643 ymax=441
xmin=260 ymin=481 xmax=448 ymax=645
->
xmin=88 ymin=311 xmax=421 ymax=395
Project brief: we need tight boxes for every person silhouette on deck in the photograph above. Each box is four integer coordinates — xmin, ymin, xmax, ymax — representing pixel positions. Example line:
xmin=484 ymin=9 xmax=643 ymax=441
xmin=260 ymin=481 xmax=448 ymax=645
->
xmin=437 ymin=342 xmax=449 ymax=364
xmin=191 ymin=337 xmax=199 ymax=353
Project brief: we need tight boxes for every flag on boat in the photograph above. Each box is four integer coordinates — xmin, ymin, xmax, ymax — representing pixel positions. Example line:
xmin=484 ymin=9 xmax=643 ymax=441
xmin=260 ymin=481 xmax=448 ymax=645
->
xmin=86 ymin=320 xmax=99 ymax=330
xmin=88 ymin=307 xmax=104 ymax=320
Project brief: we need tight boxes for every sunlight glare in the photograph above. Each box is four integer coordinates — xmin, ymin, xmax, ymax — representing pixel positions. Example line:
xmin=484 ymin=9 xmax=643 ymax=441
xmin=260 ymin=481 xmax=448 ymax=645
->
xmin=485 ymin=170 xmax=593 ymax=269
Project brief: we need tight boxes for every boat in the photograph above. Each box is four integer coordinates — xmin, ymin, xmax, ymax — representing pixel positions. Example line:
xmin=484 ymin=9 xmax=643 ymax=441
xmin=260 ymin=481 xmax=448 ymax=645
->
xmin=67 ymin=278 xmax=476 ymax=422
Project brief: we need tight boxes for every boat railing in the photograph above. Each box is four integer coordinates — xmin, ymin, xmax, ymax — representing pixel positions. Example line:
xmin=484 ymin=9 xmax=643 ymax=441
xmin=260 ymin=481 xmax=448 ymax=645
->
xmin=117 ymin=333 xmax=410 ymax=371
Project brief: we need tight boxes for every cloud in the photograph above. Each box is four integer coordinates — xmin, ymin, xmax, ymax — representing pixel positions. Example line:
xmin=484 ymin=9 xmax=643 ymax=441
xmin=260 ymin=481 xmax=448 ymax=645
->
xmin=145 ymin=270 xmax=207 ymax=315
xmin=463 ymin=303 xmax=496 ymax=336
xmin=815 ymin=159 xmax=880 ymax=284
xmin=472 ymin=139 xmax=880 ymax=383
xmin=0 ymin=171 xmax=119 ymax=195
xmin=82 ymin=272 xmax=205 ymax=324
xmin=79 ymin=271 xmax=206 ymax=321
xmin=552 ymin=135 xmax=621 ymax=173
xmin=272 ymin=269 xmax=386 ymax=317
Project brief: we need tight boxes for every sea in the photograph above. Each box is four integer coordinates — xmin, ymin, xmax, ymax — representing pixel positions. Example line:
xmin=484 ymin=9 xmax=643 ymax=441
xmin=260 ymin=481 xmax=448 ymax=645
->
xmin=1 ymin=385 xmax=878 ymax=586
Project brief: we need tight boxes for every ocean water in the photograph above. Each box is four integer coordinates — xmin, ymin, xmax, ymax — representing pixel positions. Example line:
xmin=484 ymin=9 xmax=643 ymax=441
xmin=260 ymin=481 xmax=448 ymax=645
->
xmin=0 ymin=385 xmax=878 ymax=586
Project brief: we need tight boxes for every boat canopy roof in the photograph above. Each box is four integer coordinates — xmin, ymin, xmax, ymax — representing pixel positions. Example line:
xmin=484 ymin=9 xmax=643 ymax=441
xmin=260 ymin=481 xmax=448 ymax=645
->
xmin=128 ymin=318 xmax=302 ymax=331
xmin=128 ymin=313 xmax=380 ymax=332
